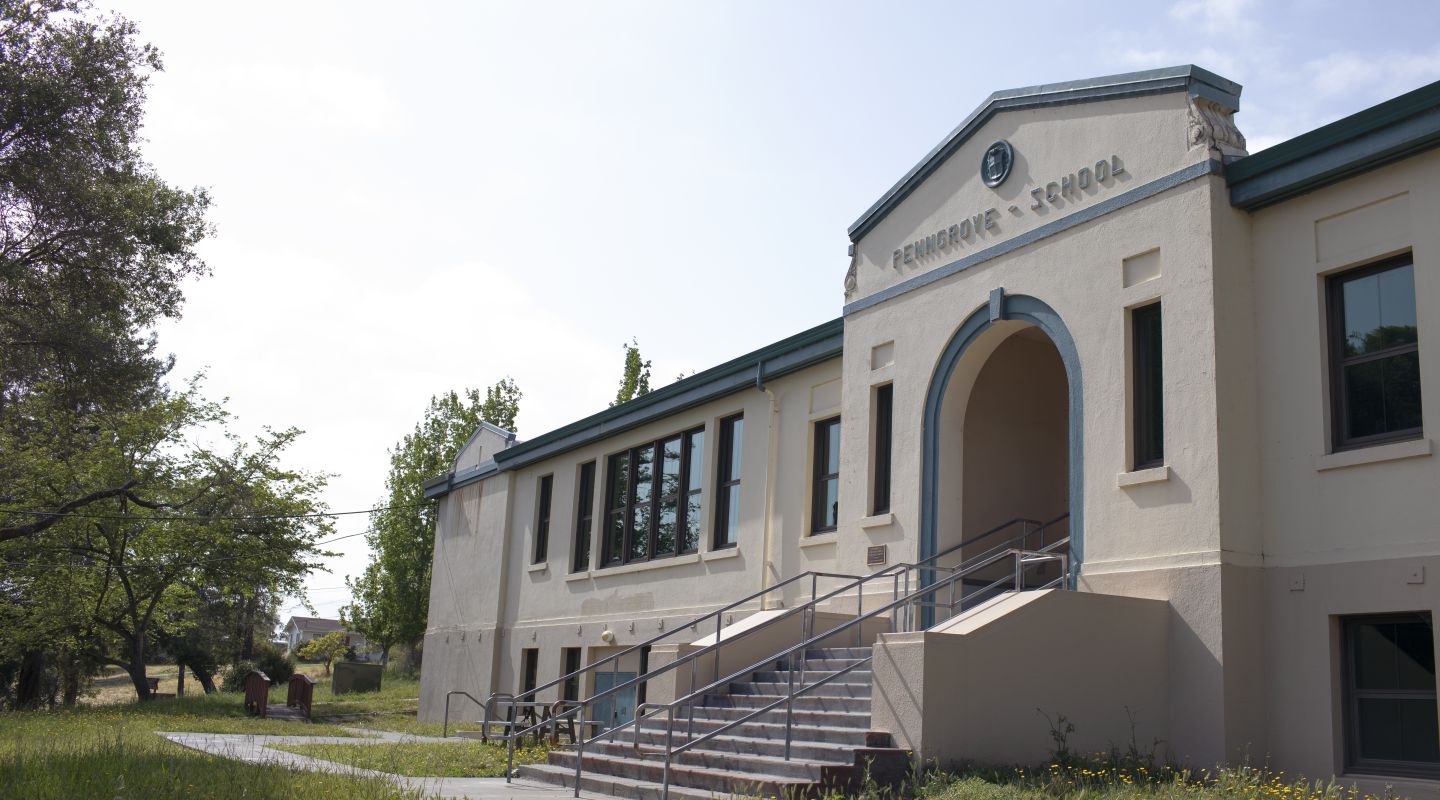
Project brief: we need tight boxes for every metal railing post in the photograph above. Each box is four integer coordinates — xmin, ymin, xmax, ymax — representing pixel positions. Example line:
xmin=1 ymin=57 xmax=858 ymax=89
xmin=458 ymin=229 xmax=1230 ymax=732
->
xmin=784 ymin=647 xmax=797 ymax=761
xmin=855 ymin=583 xmax=863 ymax=646
xmin=662 ymin=706 xmax=675 ymax=800
xmin=443 ymin=694 xmax=451 ymax=739
xmin=506 ymin=708 xmax=516 ymax=783
xmin=573 ymin=728 xmax=585 ymax=798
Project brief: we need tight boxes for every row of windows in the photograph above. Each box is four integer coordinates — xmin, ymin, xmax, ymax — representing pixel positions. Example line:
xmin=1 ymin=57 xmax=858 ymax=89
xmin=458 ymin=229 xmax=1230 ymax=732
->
xmin=534 ymin=254 xmax=1422 ymax=569
xmin=531 ymin=401 xmax=894 ymax=571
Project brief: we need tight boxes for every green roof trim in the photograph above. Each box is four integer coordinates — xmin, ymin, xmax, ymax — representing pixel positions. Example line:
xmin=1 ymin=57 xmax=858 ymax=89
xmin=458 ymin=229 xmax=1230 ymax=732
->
xmin=424 ymin=318 xmax=844 ymax=498
xmin=1228 ymin=78 xmax=1440 ymax=210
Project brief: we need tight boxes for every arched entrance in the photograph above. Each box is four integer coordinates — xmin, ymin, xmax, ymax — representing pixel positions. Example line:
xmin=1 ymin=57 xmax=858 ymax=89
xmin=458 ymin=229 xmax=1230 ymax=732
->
xmin=920 ymin=292 xmax=1083 ymax=601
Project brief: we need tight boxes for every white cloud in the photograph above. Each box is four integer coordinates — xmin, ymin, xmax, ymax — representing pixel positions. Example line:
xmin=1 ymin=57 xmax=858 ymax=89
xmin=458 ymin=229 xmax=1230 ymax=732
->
xmin=1306 ymin=48 xmax=1440 ymax=98
xmin=1169 ymin=0 xmax=1257 ymax=35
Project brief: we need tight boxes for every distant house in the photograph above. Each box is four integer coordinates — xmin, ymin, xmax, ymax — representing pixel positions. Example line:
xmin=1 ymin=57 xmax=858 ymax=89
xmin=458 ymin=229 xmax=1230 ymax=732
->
xmin=281 ymin=616 xmax=378 ymax=660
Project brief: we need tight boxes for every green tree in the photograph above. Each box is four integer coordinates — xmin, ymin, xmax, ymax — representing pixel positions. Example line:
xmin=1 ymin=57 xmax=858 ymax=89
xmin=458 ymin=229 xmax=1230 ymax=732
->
xmin=0 ymin=382 xmax=331 ymax=702
xmin=296 ymin=631 xmax=348 ymax=676
xmin=611 ymin=338 xmax=652 ymax=406
xmin=354 ymin=380 xmax=521 ymax=673
xmin=0 ymin=0 xmax=212 ymax=543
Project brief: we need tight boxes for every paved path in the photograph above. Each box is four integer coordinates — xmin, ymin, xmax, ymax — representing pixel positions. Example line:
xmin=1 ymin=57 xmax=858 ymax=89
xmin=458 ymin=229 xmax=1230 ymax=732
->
xmin=159 ymin=731 xmax=605 ymax=800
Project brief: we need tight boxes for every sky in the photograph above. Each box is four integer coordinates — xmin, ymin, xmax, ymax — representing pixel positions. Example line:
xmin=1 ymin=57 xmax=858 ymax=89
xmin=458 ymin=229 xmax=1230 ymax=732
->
xmin=101 ymin=0 xmax=1440 ymax=626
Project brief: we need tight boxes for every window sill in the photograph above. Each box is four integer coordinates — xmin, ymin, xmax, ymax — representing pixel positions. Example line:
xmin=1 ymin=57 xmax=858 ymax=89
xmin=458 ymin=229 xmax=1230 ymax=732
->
xmin=799 ymin=532 xmax=837 ymax=548
xmin=526 ymin=562 xmax=548 ymax=574
xmin=859 ymin=513 xmax=895 ymax=529
xmin=571 ymin=552 xmax=704 ymax=580
xmin=1117 ymin=465 xmax=1170 ymax=488
xmin=703 ymin=546 xmax=741 ymax=561
xmin=1315 ymin=437 xmax=1432 ymax=472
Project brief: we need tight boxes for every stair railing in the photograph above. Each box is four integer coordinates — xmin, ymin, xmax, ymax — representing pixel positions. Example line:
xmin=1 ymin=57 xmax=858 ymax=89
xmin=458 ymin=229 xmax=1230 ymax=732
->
xmin=636 ymin=536 xmax=1071 ymax=800
xmin=475 ymin=514 xmax=1066 ymax=794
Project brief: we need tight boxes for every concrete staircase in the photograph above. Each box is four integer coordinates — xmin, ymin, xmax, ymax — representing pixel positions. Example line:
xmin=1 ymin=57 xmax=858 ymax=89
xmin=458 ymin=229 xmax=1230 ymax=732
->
xmin=518 ymin=646 xmax=911 ymax=799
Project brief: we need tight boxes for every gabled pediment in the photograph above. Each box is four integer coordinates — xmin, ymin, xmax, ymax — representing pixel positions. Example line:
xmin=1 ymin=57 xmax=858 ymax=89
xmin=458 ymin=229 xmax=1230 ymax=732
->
xmin=844 ymin=66 xmax=1244 ymax=311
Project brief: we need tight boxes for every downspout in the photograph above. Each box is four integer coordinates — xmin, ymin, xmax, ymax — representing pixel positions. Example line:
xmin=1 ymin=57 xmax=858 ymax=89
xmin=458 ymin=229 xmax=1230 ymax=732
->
xmin=756 ymin=361 xmax=782 ymax=609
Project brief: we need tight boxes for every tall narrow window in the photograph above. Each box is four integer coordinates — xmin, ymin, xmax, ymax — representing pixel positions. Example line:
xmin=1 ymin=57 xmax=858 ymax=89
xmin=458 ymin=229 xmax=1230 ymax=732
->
xmin=599 ymin=427 xmax=705 ymax=567
xmin=572 ymin=462 xmax=595 ymax=573
xmin=1329 ymin=257 xmax=1422 ymax=450
xmin=532 ymin=475 xmax=553 ymax=564
xmin=873 ymin=384 xmax=893 ymax=515
xmin=1343 ymin=613 xmax=1439 ymax=776
xmin=682 ymin=430 xmax=705 ymax=553
xmin=521 ymin=648 xmax=539 ymax=695
xmin=1132 ymin=302 xmax=1164 ymax=469
xmin=812 ymin=417 xmax=841 ymax=534
xmin=714 ymin=414 xmax=744 ymax=548
xmin=602 ymin=452 xmax=628 ymax=567
xmin=561 ymin=647 xmax=582 ymax=702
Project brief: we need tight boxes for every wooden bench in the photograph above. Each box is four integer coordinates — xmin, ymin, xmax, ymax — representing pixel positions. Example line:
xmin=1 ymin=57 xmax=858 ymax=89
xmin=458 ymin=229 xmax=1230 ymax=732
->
xmin=286 ymin=673 xmax=316 ymax=720
xmin=243 ymin=670 xmax=270 ymax=718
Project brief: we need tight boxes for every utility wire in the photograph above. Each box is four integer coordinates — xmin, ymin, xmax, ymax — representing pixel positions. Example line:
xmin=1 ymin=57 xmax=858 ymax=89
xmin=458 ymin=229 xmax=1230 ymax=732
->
xmin=3 ymin=528 xmax=376 ymax=571
xmin=0 ymin=501 xmax=427 ymax=522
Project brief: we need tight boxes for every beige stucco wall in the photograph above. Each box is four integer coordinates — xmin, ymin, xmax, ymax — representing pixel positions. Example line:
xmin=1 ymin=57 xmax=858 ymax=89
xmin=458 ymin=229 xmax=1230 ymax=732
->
xmin=871 ymin=589 xmax=1169 ymax=766
xmin=419 ymin=358 xmax=847 ymax=721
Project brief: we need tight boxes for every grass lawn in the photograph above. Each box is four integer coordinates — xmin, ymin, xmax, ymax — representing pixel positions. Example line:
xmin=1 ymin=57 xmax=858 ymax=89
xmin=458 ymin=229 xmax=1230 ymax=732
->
xmin=0 ymin=672 xmax=434 ymax=799
xmin=273 ymin=740 xmax=550 ymax=778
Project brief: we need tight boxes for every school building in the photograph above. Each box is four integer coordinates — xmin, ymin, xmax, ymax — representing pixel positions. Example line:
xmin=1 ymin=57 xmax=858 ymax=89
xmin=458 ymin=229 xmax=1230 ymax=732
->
xmin=418 ymin=66 xmax=1440 ymax=799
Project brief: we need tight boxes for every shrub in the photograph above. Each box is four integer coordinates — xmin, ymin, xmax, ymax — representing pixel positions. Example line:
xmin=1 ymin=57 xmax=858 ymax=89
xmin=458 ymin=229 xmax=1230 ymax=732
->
xmin=221 ymin=660 xmax=257 ymax=692
xmin=253 ymin=645 xmax=295 ymax=686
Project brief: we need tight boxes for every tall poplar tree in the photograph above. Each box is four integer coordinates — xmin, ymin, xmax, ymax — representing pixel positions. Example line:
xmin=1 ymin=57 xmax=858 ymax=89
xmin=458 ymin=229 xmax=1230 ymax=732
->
xmin=350 ymin=380 xmax=520 ymax=671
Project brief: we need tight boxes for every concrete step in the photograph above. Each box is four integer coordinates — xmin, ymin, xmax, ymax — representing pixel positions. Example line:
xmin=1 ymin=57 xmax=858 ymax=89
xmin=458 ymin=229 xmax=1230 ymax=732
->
xmin=686 ymin=704 xmax=872 ymax=729
xmin=730 ymin=681 xmax=872 ymax=699
xmin=636 ymin=715 xmax=882 ymax=746
xmin=517 ymin=762 xmax=727 ymax=800
xmin=702 ymin=693 xmax=870 ymax=714
xmin=625 ymin=727 xmax=861 ymax=764
xmin=768 ymin=658 xmax=870 ymax=672
xmin=545 ymin=749 xmax=835 ymax=797
xmin=749 ymin=668 xmax=872 ymax=685
xmin=805 ymin=647 xmax=873 ymax=660
xmin=586 ymin=741 xmax=831 ymax=781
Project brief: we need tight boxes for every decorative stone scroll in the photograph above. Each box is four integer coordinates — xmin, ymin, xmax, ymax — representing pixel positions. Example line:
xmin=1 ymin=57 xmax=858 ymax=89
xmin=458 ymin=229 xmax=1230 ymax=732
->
xmin=1188 ymin=96 xmax=1247 ymax=158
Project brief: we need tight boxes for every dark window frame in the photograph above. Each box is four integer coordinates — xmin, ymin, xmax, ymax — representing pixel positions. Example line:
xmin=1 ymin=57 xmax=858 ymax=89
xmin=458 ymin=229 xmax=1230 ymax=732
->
xmin=561 ymin=647 xmax=582 ymax=702
xmin=532 ymin=474 xmax=553 ymax=565
xmin=572 ymin=461 xmax=596 ymax=573
xmin=1132 ymin=302 xmax=1165 ymax=470
xmin=520 ymin=647 xmax=539 ymax=695
xmin=599 ymin=427 xmax=705 ymax=568
xmin=872 ymin=384 xmax=893 ymax=515
xmin=1328 ymin=255 xmax=1423 ymax=452
xmin=714 ymin=414 xmax=744 ymax=550
xmin=1341 ymin=612 xmax=1440 ymax=778
xmin=812 ymin=416 xmax=841 ymax=534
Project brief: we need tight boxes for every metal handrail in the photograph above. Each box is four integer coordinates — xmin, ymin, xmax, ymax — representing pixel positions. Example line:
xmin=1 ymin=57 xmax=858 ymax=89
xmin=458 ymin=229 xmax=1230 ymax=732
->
xmin=477 ymin=514 xmax=1068 ymax=793
xmin=642 ymin=539 xmax=1071 ymax=799
xmin=442 ymin=690 xmax=485 ymax=739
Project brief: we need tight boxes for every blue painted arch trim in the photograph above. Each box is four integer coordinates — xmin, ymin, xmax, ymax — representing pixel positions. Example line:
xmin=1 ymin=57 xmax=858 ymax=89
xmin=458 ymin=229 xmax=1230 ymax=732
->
xmin=920 ymin=292 xmax=1084 ymax=586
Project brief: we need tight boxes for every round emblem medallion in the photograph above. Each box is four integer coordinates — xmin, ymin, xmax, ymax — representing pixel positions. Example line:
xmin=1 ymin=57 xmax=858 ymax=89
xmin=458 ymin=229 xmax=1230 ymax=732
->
xmin=980 ymin=140 xmax=1014 ymax=188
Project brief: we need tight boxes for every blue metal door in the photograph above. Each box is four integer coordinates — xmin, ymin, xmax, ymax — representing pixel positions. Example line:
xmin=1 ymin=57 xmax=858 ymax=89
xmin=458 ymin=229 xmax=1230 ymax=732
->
xmin=591 ymin=671 xmax=637 ymax=732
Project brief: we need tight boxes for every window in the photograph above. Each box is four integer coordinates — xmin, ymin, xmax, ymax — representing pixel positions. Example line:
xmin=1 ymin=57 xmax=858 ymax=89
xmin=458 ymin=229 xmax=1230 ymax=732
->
xmin=1343 ymin=613 xmax=1439 ymax=776
xmin=532 ymin=475 xmax=553 ymax=564
xmin=600 ymin=427 xmax=705 ymax=567
xmin=1132 ymin=302 xmax=1164 ymax=469
xmin=561 ymin=647 xmax=582 ymax=702
xmin=572 ymin=462 xmax=595 ymax=573
xmin=812 ymin=417 xmax=841 ymax=533
xmin=521 ymin=648 xmax=539 ymax=695
xmin=1329 ymin=257 xmax=1422 ymax=450
xmin=873 ymin=384 xmax=893 ymax=515
xmin=714 ymin=414 xmax=744 ymax=548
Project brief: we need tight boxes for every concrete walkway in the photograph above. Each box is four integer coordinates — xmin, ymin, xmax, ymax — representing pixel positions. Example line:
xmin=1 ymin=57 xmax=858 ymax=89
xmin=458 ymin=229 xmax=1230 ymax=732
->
xmin=159 ymin=731 xmax=607 ymax=800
